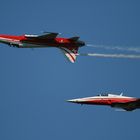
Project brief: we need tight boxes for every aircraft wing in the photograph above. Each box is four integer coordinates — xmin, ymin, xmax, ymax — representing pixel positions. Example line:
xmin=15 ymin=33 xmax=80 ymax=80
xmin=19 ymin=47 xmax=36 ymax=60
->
xmin=25 ymin=32 xmax=59 ymax=39
xmin=60 ymin=47 xmax=79 ymax=63
xmin=112 ymin=99 xmax=140 ymax=111
xmin=38 ymin=32 xmax=59 ymax=39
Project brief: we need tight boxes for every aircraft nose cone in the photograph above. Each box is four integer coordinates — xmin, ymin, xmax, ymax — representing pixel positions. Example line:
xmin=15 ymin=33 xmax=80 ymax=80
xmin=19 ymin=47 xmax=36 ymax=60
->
xmin=67 ymin=98 xmax=85 ymax=104
xmin=67 ymin=99 xmax=78 ymax=103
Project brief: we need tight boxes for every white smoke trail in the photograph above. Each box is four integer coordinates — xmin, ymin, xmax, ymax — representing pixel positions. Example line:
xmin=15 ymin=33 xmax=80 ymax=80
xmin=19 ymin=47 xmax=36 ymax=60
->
xmin=87 ymin=44 xmax=140 ymax=53
xmin=79 ymin=53 xmax=140 ymax=59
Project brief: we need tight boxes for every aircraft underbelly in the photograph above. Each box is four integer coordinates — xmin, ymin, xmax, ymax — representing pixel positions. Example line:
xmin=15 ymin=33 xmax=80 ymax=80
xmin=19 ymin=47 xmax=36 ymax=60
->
xmin=19 ymin=43 xmax=51 ymax=48
xmin=83 ymin=99 xmax=112 ymax=106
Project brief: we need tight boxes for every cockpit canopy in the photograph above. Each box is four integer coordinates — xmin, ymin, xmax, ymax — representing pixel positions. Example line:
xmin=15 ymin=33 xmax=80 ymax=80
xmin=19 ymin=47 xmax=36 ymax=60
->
xmin=97 ymin=93 xmax=122 ymax=97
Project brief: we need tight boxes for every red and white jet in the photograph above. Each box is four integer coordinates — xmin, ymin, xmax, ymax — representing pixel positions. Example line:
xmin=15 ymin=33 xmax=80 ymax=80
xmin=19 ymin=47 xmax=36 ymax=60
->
xmin=67 ymin=93 xmax=140 ymax=111
xmin=0 ymin=32 xmax=85 ymax=63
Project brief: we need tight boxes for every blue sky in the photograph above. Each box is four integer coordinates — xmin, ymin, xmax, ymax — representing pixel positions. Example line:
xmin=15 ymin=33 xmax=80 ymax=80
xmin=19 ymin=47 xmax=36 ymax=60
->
xmin=0 ymin=0 xmax=140 ymax=140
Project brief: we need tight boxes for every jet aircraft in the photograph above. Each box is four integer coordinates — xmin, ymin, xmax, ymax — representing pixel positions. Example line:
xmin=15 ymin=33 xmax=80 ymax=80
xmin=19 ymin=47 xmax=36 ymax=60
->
xmin=67 ymin=93 xmax=140 ymax=111
xmin=0 ymin=32 xmax=85 ymax=63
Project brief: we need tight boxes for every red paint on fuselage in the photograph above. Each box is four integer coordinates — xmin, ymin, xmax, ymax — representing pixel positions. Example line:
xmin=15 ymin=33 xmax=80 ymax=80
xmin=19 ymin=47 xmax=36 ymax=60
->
xmin=77 ymin=97 xmax=137 ymax=106
xmin=0 ymin=34 xmax=80 ymax=48
xmin=22 ymin=37 xmax=75 ymax=47
xmin=0 ymin=34 xmax=25 ymax=40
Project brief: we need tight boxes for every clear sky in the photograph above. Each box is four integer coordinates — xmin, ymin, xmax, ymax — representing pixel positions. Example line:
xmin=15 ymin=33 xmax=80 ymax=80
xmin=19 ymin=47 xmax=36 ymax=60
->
xmin=0 ymin=0 xmax=140 ymax=140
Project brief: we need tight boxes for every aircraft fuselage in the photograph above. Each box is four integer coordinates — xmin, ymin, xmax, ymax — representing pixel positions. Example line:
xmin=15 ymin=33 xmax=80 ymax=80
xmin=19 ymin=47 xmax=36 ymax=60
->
xmin=0 ymin=34 xmax=85 ymax=48
xmin=67 ymin=94 xmax=140 ymax=111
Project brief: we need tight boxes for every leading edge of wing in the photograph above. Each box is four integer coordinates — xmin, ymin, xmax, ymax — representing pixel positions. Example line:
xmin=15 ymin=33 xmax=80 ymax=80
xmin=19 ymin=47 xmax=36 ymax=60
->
xmin=38 ymin=32 xmax=59 ymax=39
xmin=25 ymin=32 xmax=59 ymax=39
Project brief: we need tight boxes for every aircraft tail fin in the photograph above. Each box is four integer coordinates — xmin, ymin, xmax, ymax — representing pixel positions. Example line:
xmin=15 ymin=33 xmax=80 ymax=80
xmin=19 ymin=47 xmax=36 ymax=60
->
xmin=60 ymin=47 xmax=79 ymax=63
xmin=69 ymin=36 xmax=80 ymax=41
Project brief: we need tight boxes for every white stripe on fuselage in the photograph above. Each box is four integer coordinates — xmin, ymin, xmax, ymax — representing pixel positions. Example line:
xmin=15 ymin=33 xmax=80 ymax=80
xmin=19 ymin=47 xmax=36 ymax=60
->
xmin=79 ymin=96 xmax=134 ymax=101
xmin=0 ymin=37 xmax=20 ymax=45
xmin=0 ymin=37 xmax=50 ymax=48
xmin=0 ymin=37 xmax=20 ymax=42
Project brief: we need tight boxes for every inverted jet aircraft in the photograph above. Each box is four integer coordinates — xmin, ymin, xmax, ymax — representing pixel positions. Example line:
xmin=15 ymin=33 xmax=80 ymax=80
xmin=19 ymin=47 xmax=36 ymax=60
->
xmin=0 ymin=32 xmax=85 ymax=63
xmin=67 ymin=93 xmax=140 ymax=111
